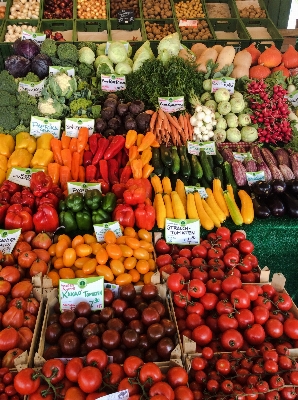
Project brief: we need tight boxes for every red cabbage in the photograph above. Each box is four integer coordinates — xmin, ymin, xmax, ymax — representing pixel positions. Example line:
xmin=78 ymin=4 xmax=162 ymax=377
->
xmin=5 ymin=55 xmax=31 ymax=78
xmin=31 ymin=54 xmax=52 ymax=79
xmin=14 ymin=39 xmax=40 ymax=60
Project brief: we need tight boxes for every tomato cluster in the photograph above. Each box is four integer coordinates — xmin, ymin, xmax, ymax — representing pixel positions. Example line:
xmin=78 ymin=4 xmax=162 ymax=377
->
xmin=14 ymin=356 xmax=191 ymax=400
xmin=44 ymin=283 xmax=177 ymax=362
xmin=189 ymin=346 xmax=298 ymax=400
xmin=0 ymin=368 xmax=20 ymax=400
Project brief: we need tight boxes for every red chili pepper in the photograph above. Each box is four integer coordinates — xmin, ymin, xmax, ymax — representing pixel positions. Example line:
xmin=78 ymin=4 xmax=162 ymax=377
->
xmin=112 ymin=183 xmax=126 ymax=199
xmin=5 ymin=204 xmax=33 ymax=232
xmin=92 ymin=137 xmax=109 ymax=165
xmin=135 ymin=203 xmax=155 ymax=230
xmin=0 ymin=181 xmax=21 ymax=195
xmin=120 ymin=166 xmax=132 ymax=184
xmin=33 ymin=204 xmax=59 ymax=233
xmin=99 ymin=159 xmax=109 ymax=184
xmin=83 ymin=150 xmax=93 ymax=168
xmin=123 ymin=185 xmax=146 ymax=206
xmin=116 ymin=150 xmax=122 ymax=168
xmin=113 ymin=204 xmax=135 ymax=228
xmin=121 ymin=150 xmax=129 ymax=167
xmin=108 ymin=159 xmax=119 ymax=185
xmin=104 ymin=136 xmax=126 ymax=160
xmin=10 ymin=189 xmax=35 ymax=209
xmin=30 ymin=172 xmax=53 ymax=197
xmin=88 ymin=134 xmax=99 ymax=155
xmin=86 ymin=165 xmax=97 ymax=182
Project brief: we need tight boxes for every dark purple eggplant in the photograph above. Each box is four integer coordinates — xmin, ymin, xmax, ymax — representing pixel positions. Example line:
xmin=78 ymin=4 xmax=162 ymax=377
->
xmin=286 ymin=179 xmax=298 ymax=194
xmin=271 ymin=179 xmax=287 ymax=193
xmin=251 ymin=194 xmax=271 ymax=219
xmin=252 ymin=181 xmax=272 ymax=197
xmin=282 ymin=192 xmax=298 ymax=218
xmin=266 ymin=194 xmax=286 ymax=217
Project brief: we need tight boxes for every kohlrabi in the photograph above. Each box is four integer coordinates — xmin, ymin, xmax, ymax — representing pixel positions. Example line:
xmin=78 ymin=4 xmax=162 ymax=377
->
xmin=218 ymin=101 xmax=231 ymax=116
xmin=200 ymin=92 xmax=212 ymax=104
xmin=230 ymin=98 xmax=245 ymax=114
xmin=238 ymin=114 xmax=251 ymax=127
xmin=241 ymin=126 xmax=258 ymax=143
xmin=216 ymin=117 xmax=227 ymax=130
xmin=213 ymin=129 xmax=227 ymax=143
xmin=203 ymin=79 xmax=212 ymax=92
xmin=227 ymin=127 xmax=241 ymax=143
xmin=205 ymin=100 xmax=217 ymax=112
xmin=214 ymin=88 xmax=230 ymax=103
xmin=226 ymin=113 xmax=238 ymax=128
xmin=231 ymin=91 xmax=243 ymax=100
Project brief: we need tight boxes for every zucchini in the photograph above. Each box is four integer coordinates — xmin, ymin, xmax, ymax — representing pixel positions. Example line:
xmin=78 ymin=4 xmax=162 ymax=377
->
xmin=214 ymin=167 xmax=225 ymax=187
xmin=199 ymin=176 xmax=211 ymax=189
xmin=151 ymin=147 xmax=164 ymax=177
xmin=160 ymin=144 xmax=172 ymax=168
xmin=199 ymin=150 xmax=214 ymax=183
xmin=171 ymin=146 xmax=180 ymax=174
xmin=162 ymin=167 xmax=170 ymax=178
xmin=190 ymin=154 xmax=203 ymax=179
xmin=223 ymin=161 xmax=239 ymax=202
xmin=214 ymin=147 xmax=224 ymax=166
xmin=207 ymin=155 xmax=214 ymax=170
xmin=179 ymin=146 xmax=191 ymax=179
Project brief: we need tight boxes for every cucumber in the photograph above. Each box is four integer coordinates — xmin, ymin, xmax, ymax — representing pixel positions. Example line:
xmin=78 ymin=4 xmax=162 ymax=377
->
xmin=199 ymin=176 xmax=211 ymax=189
xmin=179 ymin=146 xmax=191 ymax=179
xmin=223 ymin=161 xmax=239 ymax=202
xmin=151 ymin=147 xmax=164 ymax=177
xmin=171 ymin=146 xmax=180 ymax=174
xmin=190 ymin=154 xmax=203 ymax=179
xmin=214 ymin=167 xmax=225 ymax=187
xmin=207 ymin=155 xmax=214 ymax=170
xmin=199 ymin=150 xmax=214 ymax=183
xmin=160 ymin=144 xmax=172 ymax=168
xmin=214 ymin=147 xmax=224 ymax=166
xmin=162 ymin=167 xmax=170 ymax=178
xmin=178 ymin=173 xmax=189 ymax=186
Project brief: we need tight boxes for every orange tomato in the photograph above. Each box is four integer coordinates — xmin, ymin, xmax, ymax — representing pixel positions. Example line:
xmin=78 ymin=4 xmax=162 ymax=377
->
xmin=56 ymin=239 xmax=69 ymax=258
xmin=144 ymin=271 xmax=154 ymax=284
xmin=75 ymin=270 xmax=87 ymax=278
xmin=136 ymin=259 xmax=150 ymax=274
xmin=110 ymin=260 xmax=125 ymax=276
xmin=115 ymin=273 xmax=132 ymax=286
xmin=134 ymin=248 xmax=149 ymax=260
xmin=119 ymin=244 xmax=133 ymax=258
xmin=58 ymin=234 xmax=72 ymax=247
xmin=47 ymin=270 xmax=60 ymax=287
xmin=96 ymin=248 xmax=109 ymax=265
xmin=119 ymin=256 xmax=125 ymax=263
xmin=82 ymin=259 xmax=98 ymax=275
xmin=53 ymin=257 xmax=64 ymax=270
xmin=139 ymin=240 xmax=154 ymax=252
xmin=83 ymin=234 xmax=96 ymax=245
xmin=124 ymin=257 xmax=137 ymax=270
xmin=129 ymin=269 xmax=140 ymax=283
xmin=91 ymin=242 xmax=102 ymax=255
xmin=59 ymin=268 xmax=75 ymax=279
xmin=48 ymin=244 xmax=57 ymax=257
xmin=138 ymin=229 xmax=152 ymax=242
xmin=106 ymin=244 xmax=122 ymax=260
xmin=72 ymin=235 xmax=84 ymax=249
xmin=148 ymin=259 xmax=156 ymax=271
xmin=124 ymin=227 xmax=137 ymax=238
xmin=125 ymin=237 xmax=140 ymax=250
xmin=96 ymin=265 xmax=114 ymax=282
xmin=63 ymin=248 xmax=77 ymax=267
xmin=116 ymin=236 xmax=126 ymax=245
xmin=104 ymin=231 xmax=117 ymax=244
xmin=74 ymin=257 xmax=91 ymax=269
xmin=76 ymin=244 xmax=92 ymax=258
xmin=149 ymin=253 xmax=153 ymax=259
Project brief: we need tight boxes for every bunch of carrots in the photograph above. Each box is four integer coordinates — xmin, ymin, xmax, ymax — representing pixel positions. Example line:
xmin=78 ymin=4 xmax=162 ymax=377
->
xmin=48 ymin=127 xmax=89 ymax=193
xmin=147 ymin=109 xmax=194 ymax=146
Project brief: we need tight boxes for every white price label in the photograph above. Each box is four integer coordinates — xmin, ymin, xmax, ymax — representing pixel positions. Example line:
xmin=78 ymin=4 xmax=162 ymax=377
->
xmin=7 ymin=167 xmax=42 ymax=187
xmin=49 ymin=66 xmax=75 ymax=77
xmin=0 ymin=229 xmax=21 ymax=254
xmin=187 ymin=141 xmax=216 ymax=155
xmin=179 ymin=19 xmax=198 ymax=27
xmin=165 ymin=219 xmax=200 ymax=245
xmin=65 ymin=118 xmax=94 ymax=137
xmin=18 ymin=80 xmax=45 ymax=97
xmin=30 ymin=116 xmax=61 ymax=138
xmin=158 ymin=97 xmax=185 ymax=113
xmin=233 ymin=152 xmax=251 ymax=162
xmin=101 ymin=74 xmax=126 ymax=92
xmin=94 ymin=222 xmax=122 ymax=243
xmin=99 ymin=390 xmax=129 ymax=400
xmin=211 ymin=77 xmax=235 ymax=94
xmin=185 ymin=186 xmax=208 ymax=198
xmin=286 ymin=90 xmax=298 ymax=107
xmin=67 ymin=182 xmax=101 ymax=195
xmin=246 ymin=171 xmax=265 ymax=186
xmin=21 ymin=30 xmax=46 ymax=46
xmin=59 ymin=277 xmax=104 ymax=311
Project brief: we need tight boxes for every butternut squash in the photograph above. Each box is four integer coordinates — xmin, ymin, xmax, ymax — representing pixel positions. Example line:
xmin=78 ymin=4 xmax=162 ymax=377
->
xmin=213 ymin=45 xmax=223 ymax=54
xmin=231 ymin=65 xmax=250 ymax=79
xmin=245 ymin=43 xmax=261 ymax=66
xmin=191 ymin=43 xmax=207 ymax=58
xmin=215 ymin=46 xmax=236 ymax=72
xmin=233 ymin=50 xmax=252 ymax=67
xmin=196 ymin=48 xmax=218 ymax=73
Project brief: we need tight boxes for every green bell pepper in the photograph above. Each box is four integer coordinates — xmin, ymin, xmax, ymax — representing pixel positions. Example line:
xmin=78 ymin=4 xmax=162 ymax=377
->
xmin=92 ymin=209 xmax=111 ymax=224
xmin=65 ymin=192 xmax=84 ymax=213
xmin=59 ymin=211 xmax=78 ymax=233
xmin=76 ymin=210 xmax=92 ymax=231
xmin=102 ymin=192 xmax=117 ymax=213
xmin=59 ymin=200 xmax=67 ymax=212
xmin=85 ymin=189 xmax=103 ymax=210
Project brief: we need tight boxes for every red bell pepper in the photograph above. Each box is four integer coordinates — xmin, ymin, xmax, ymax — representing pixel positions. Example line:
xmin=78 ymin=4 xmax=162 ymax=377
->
xmin=0 ymin=191 xmax=11 ymax=204
xmin=123 ymin=185 xmax=146 ymax=206
xmin=99 ymin=160 xmax=109 ymax=184
xmin=0 ymin=204 xmax=9 ymax=226
xmin=121 ymin=150 xmax=129 ymax=167
xmin=36 ymin=193 xmax=59 ymax=209
xmin=33 ymin=204 xmax=59 ymax=233
xmin=113 ymin=204 xmax=135 ymax=228
xmin=120 ymin=166 xmax=132 ymax=184
xmin=10 ymin=189 xmax=35 ymax=209
xmin=108 ymin=159 xmax=119 ymax=185
xmin=5 ymin=204 xmax=33 ymax=232
xmin=92 ymin=137 xmax=109 ymax=165
xmin=135 ymin=203 xmax=155 ymax=231
xmin=126 ymin=178 xmax=152 ymax=200
xmin=91 ymin=179 xmax=110 ymax=194
xmin=50 ymin=184 xmax=63 ymax=200
xmin=104 ymin=136 xmax=126 ymax=160
xmin=30 ymin=172 xmax=53 ymax=197
xmin=112 ymin=183 xmax=126 ymax=199
xmin=0 ymin=181 xmax=21 ymax=195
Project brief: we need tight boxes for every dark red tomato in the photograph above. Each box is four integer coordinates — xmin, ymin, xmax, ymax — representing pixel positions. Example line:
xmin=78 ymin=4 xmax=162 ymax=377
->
xmin=264 ymin=360 xmax=278 ymax=374
xmin=243 ymin=254 xmax=258 ymax=268
xmin=176 ymin=267 xmax=190 ymax=281
xmin=173 ymin=290 xmax=190 ymax=308
xmin=215 ymin=359 xmax=231 ymax=375
xmin=186 ymin=314 xmax=203 ymax=330
xmin=186 ymin=302 xmax=204 ymax=316
xmin=220 ymin=329 xmax=243 ymax=351
xmin=214 ymin=240 xmax=230 ymax=252
xmin=252 ymin=306 xmax=270 ymax=325
xmin=278 ymin=355 xmax=293 ymax=370
xmin=155 ymin=240 xmax=171 ymax=255
xmin=179 ymin=248 xmax=192 ymax=259
xmin=216 ymin=300 xmax=234 ymax=315
xmin=191 ymin=325 xmax=212 ymax=346
xmin=284 ymin=318 xmax=298 ymax=340
xmin=221 ymin=379 xmax=233 ymax=394
xmin=255 ymin=380 xmax=269 ymax=393
xmin=244 ymin=386 xmax=258 ymax=400
xmin=205 ymin=314 xmax=219 ymax=333
xmin=253 ymin=296 xmax=272 ymax=310
xmin=235 ymin=309 xmax=254 ymax=329
xmin=221 ymin=276 xmax=242 ymax=294
xmin=174 ymin=307 xmax=187 ymax=320
xmin=201 ymin=347 xmax=213 ymax=360
xmin=207 ymin=233 xmax=217 ymax=241
xmin=237 ymin=259 xmax=253 ymax=273
xmin=218 ymin=314 xmax=238 ymax=332
xmin=230 ymin=231 xmax=246 ymax=245
xmin=230 ymin=289 xmax=250 ymax=309
xmin=191 ymin=357 xmax=207 ymax=371
xmin=265 ymin=319 xmax=283 ymax=338
xmin=156 ymin=254 xmax=173 ymax=268
xmin=290 ymin=371 xmax=298 ymax=385
xmin=276 ymin=345 xmax=290 ymax=356
xmin=223 ymin=252 xmax=239 ymax=268
xmin=188 ymin=279 xmax=206 ymax=299
xmin=191 ymin=268 xmax=208 ymax=283
xmin=242 ymin=285 xmax=259 ymax=301
xmin=191 ymin=258 xmax=207 ymax=269
xmin=159 ymin=265 xmax=175 ymax=276
xmin=167 ymin=273 xmax=184 ymax=293
xmin=206 ymin=279 xmax=222 ymax=294
xmin=273 ymin=293 xmax=292 ymax=311
xmin=174 ymin=386 xmax=194 ymax=400
xmin=192 ymin=245 xmax=207 ymax=259
xmin=207 ymin=258 xmax=225 ymax=269
xmin=208 ymin=248 xmax=224 ymax=260
xmin=238 ymin=240 xmax=254 ymax=254
xmin=216 ymin=227 xmax=231 ymax=240
xmin=208 ymin=267 xmax=225 ymax=281
xmin=206 ymin=379 xmax=219 ymax=393
xmin=149 ymin=382 xmax=174 ymax=400
xmin=244 ymin=324 xmax=266 ymax=346
xmin=199 ymin=293 xmax=218 ymax=310
xmin=235 ymin=368 xmax=250 ymax=385
xmin=262 ymin=350 xmax=278 ymax=362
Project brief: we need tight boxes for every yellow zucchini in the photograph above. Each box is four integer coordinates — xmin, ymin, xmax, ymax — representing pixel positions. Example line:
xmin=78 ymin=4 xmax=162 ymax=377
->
xmin=151 ymin=175 xmax=163 ymax=194
xmin=163 ymin=194 xmax=174 ymax=218
xmin=187 ymin=193 xmax=199 ymax=219
xmin=213 ymin=178 xmax=229 ymax=217
xmin=155 ymin=193 xmax=167 ymax=228
xmin=194 ymin=192 xmax=214 ymax=231
xmin=175 ymin=179 xmax=187 ymax=212
xmin=202 ymin=199 xmax=221 ymax=228
xmin=205 ymin=188 xmax=226 ymax=223
xmin=226 ymin=184 xmax=235 ymax=202
xmin=162 ymin=177 xmax=172 ymax=195
xmin=224 ymin=191 xmax=243 ymax=225
xmin=171 ymin=191 xmax=186 ymax=219
xmin=238 ymin=190 xmax=254 ymax=224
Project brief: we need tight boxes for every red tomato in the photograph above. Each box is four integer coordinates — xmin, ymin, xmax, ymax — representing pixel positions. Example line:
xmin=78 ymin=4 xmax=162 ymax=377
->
xmin=104 ymin=364 xmax=125 ymax=385
xmin=174 ymin=386 xmax=194 ymax=400
xmin=237 ymin=259 xmax=253 ymax=273
xmin=14 ymin=368 xmax=41 ymax=395
xmin=192 ymin=245 xmax=207 ymax=259
xmin=242 ymin=284 xmax=259 ymax=301
xmin=159 ymin=265 xmax=175 ymax=276
xmin=201 ymin=347 xmax=213 ymax=360
xmin=269 ymin=375 xmax=284 ymax=389
xmin=188 ymin=279 xmax=206 ymax=299
xmin=149 ymin=382 xmax=175 ymax=400
xmin=238 ymin=239 xmax=254 ymax=254
xmin=176 ymin=267 xmax=190 ymax=281
xmin=252 ymin=306 xmax=270 ymax=325
xmin=167 ymin=273 xmax=184 ymax=293
xmin=218 ymin=314 xmax=238 ymax=332
xmin=179 ymin=248 xmax=192 ymax=259
xmin=220 ymin=329 xmax=243 ymax=351
xmin=65 ymin=357 xmax=84 ymax=382
xmin=173 ymin=290 xmax=190 ymax=308
xmin=26 ymin=298 xmax=40 ymax=316
xmin=86 ymin=349 xmax=108 ymax=371
xmin=78 ymin=367 xmax=102 ymax=393
xmin=29 ymin=385 xmax=54 ymax=400
xmin=167 ymin=367 xmax=188 ymax=388
xmin=230 ymin=289 xmax=250 ymax=309
xmin=253 ymin=296 xmax=272 ymax=310
xmin=2 ymin=348 xmax=23 ymax=369
xmin=223 ymin=252 xmax=239 ymax=268
xmin=191 ymin=325 xmax=212 ymax=346
xmin=216 ymin=227 xmax=231 ymax=240
xmin=186 ymin=302 xmax=204 ymax=316
xmin=221 ymin=276 xmax=242 ymax=294
xmin=155 ymin=240 xmax=171 ymax=255
xmin=139 ymin=363 xmax=162 ymax=385
xmin=118 ymin=378 xmax=140 ymax=396
xmin=206 ymin=278 xmax=222 ymax=294
xmin=191 ymin=268 xmax=208 ymax=283
xmin=273 ymin=293 xmax=293 ymax=311
xmin=215 ymin=359 xmax=231 ymax=375
xmin=216 ymin=300 xmax=234 ymax=315
xmin=175 ymin=257 xmax=190 ymax=268
xmin=221 ymin=379 xmax=233 ymax=394
xmin=23 ymin=312 xmax=36 ymax=330
xmin=265 ymin=319 xmax=283 ymax=338
xmin=186 ymin=314 xmax=203 ymax=330
xmin=123 ymin=356 xmax=144 ymax=378
xmin=191 ymin=357 xmax=207 ymax=371
xmin=244 ymin=324 xmax=266 ymax=346
xmin=208 ymin=267 xmax=225 ymax=281
xmin=235 ymin=309 xmax=255 ymax=329
xmin=230 ymin=231 xmax=246 ymax=244
xmin=191 ymin=258 xmax=207 ymax=269
xmin=156 ymin=254 xmax=173 ymax=268
xmin=199 ymin=293 xmax=218 ymax=310
xmin=207 ymin=248 xmax=223 ymax=260
xmin=207 ymin=258 xmax=225 ymax=269
xmin=284 ymin=318 xmax=298 ymax=339
xmin=64 ymin=387 xmax=86 ymax=400
xmin=0 ymin=327 xmax=19 ymax=352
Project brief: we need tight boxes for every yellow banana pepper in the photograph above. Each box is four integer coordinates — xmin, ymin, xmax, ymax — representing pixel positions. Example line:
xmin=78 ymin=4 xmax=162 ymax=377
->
xmin=30 ymin=149 xmax=53 ymax=168
xmin=15 ymin=132 xmax=37 ymax=154
xmin=37 ymin=133 xmax=54 ymax=150
xmin=0 ymin=155 xmax=7 ymax=172
xmin=0 ymin=134 xmax=15 ymax=158
xmin=7 ymin=149 xmax=33 ymax=169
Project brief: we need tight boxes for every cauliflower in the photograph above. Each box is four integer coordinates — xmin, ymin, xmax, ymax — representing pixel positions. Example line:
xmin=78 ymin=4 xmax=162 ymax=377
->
xmin=78 ymin=47 xmax=96 ymax=65
xmin=47 ymin=72 xmax=77 ymax=99
xmin=38 ymin=97 xmax=64 ymax=118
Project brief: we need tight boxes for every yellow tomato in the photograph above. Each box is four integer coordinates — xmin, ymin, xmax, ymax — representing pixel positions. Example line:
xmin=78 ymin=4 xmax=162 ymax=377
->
xmin=59 ymin=268 xmax=75 ymax=279
xmin=110 ymin=259 xmax=125 ymax=276
xmin=124 ymin=257 xmax=137 ymax=270
xmin=72 ymin=235 xmax=84 ymax=249
xmin=124 ymin=227 xmax=137 ymax=238
xmin=129 ymin=269 xmax=140 ymax=283
xmin=48 ymin=244 xmax=57 ymax=257
xmin=91 ymin=242 xmax=102 ymax=255
xmin=96 ymin=248 xmax=109 ymax=265
xmin=125 ymin=237 xmax=140 ymax=250
xmin=55 ymin=239 xmax=69 ymax=258
xmin=58 ymin=234 xmax=72 ymax=247
xmin=83 ymin=259 xmax=98 ymax=275
xmin=139 ymin=240 xmax=154 ymax=252
xmin=54 ymin=257 xmax=64 ymax=270
xmin=116 ymin=236 xmax=126 ymax=245
xmin=144 ymin=271 xmax=154 ymax=284
xmin=63 ymin=248 xmax=77 ymax=267
xmin=83 ymin=234 xmax=96 ymax=244
xmin=104 ymin=231 xmax=117 ymax=244
xmin=137 ymin=229 xmax=152 ymax=242
xmin=96 ymin=265 xmax=114 ymax=282
xmin=74 ymin=257 xmax=91 ymax=269
xmin=134 ymin=248 xmax=149 ymax=260
xmin=136 ymin=259 xmax=150 ymax=274
xmin=148 ymin=259 xmax=156 ymax=271
xmin=75 ymin=270 xmax=88 ymax=278
xmin=76 ymin=244 xmax=92 ymax=258
xmin=115 ymin=273 xmax=132 ymax=286
xmin=47 ymin=270 xmax=60 ymax=287
xmin=119 ymin=244 xmax=133 ymax=258
xmin=106 ymin=244 xmax=122 ymax=260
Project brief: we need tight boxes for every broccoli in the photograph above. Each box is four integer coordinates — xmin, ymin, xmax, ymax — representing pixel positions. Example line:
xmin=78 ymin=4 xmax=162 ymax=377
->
xmin=77 ymin=63 xmax=94 ymax=80
xmin=17 ymin=91 xmax=38 ymax=106
xmin=38 ymin=97 xmax=66 ymax=119
xmin=78 ymin=47 xmax=95 ymax=65
xmin=77 ymin=41 xmax=97 ymax=54
xmin=20 ymin=72 xmax=40 ymax=82
xmin=0 ymin=106 xmax=20 ymax=131
xmin=0 ymin=91 xmax=18 ymax=107
xmin=46 ymin=72 xmax=77 ymax=99
xmin=77 ymin=79 xmax=89 ymax=91
xmin=57 ymin=43 xmax=79 ymax=66
xmin=69 ymin=98 xmax=93 ymax=116
xmin=90 ymin=104 xmax=101 ymax=119
xmin=50 ymin=57 xmax=74 ymax=67
xmin=0 ymin=71 xmax=18 ymax=95
xmin=40 ymin=38 xmax=57 ymax=59
xmin=18 ymin=103 xmax=40 ymax=126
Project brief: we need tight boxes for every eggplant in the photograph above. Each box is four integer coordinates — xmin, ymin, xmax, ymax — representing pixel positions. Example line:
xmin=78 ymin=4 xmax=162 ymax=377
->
xmin=266 ymin=194 xmax=286 ymax=217
xmin=252 ymin=181 xmax=272 ymax=197
xmin=286 ymin=179 xmax=298 ymax=194
xmin=282 ymin=192 xmax=298 ymax=218
xmin=251 ymin=194 xmax=271 ymax=219
xmin=271 ymin=179 xmax=287 ymax=194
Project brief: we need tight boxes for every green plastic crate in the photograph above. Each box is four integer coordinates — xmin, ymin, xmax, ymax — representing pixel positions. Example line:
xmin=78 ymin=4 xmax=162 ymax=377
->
xmin=39 ymin=20 xmax=75 ymax=43
xmin=76 ymin=0 xmax=108 ymax=21
xmin=233 ymin=0 xmax=268 ymax=19
xmin=171 ymin=0 xmax=206 ymax=21
xmin=242 ymin=17 xmax=283 ymax=51
xmin=204 ymin=0 xmax=238 ymax=19
xmin=75 ymin=19 xmax=109 ymax=44
xmin=143 ymin=18 xmax=179 ymax=55
xmin=110 ymin=18 xmax=145 ymax=53
xmin=110 ymin=0 xmax=141 ymax=19
xmin=42 ymin=0 xmax=75 ymax=20
xmin=210 ymin=18 xmax=250 ymax=50
xmin=179 ymin=18 xmax=216 ymax=48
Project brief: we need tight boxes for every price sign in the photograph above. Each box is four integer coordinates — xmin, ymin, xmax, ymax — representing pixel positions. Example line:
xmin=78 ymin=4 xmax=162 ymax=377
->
xmin=185 ymin=186 xmax=208 ymax=198
xmin=30 ymin=116 xmax=61 ymax=138
xmin=0 ymin=229 xmax=21 ymax=254
xmin=286 ymin=90 xmax=298 ymax=107
xmin=21 ymin=30 xmax=46 ymax=46
xmin=59 ymin=277 xmax=104 ymax=312
xmin=165 ymin=219 xmax=200 ymax=245
xmin=179 ymin=20 xmax=198 ymax=27
xmin=187 ymin=141 xmax=216 ymax=155
xmin=98 ymin=390 xmax=129 ymax=400
xmin=94 ymin=222 xmax=122 ymax=243
xmin=65 ymin=118 xmax=94 ymax=137
xmin=211 ymin=77 xmax=235 ymax=94
xmin=117 ymin=9 xmax=134 ymax=23
xmin=49 ymin=66 xmax=75 ymax=77
xmin=101 ymin=74 xmax=126 ymax=92
xmin=158 ymin=97 xmax=185 ymax=113
xmin=246 ymin=171 xmax=265 ymax=186
xmin=67 ymin=182 xmax=101 ymax=195
xmin=7 ymin=167 xmax=42 ymax=187
xmin=18 ymin=80 xmax=45 ymax=97
xmin=233 ymin=152 xmax=251 ymax=162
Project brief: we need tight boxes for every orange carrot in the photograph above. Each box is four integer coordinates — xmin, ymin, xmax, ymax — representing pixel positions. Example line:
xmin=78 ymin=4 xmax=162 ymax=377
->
xmin=51 ymin=138 xmax=63 ymax=165
xmin=61 ymin=132 xmax=71 ymax=149
xmin=61 ymin=148 xmax=72 ymax=169
xmin=69 ymin=138 xmax=77 ymax=153
xmin=85 ymin=144 xmax=89 ymax=151
xmin=60 ymin=166 xmax=71 ymax=191
xmin=47 ymin=163 xmax=60 ymax=185
xmin=150 ymin=111 xmax=158 ymax=132
xmin=183 ymin=115 xmax=189 ymax=140
xmin=165 ymin=112 xmax=183 ymax=132
xmin=186 ymin=113 xmax=193 ymax=141
xmin=156 ymin=112 xmax=163 ymax=130
xmin=78 ymin=166 xmax=85 ymax=182
xmin=171 ymin=124 xmax=178 ymax=146
xmin=71 ymin=152 xmax=81 ymax=181
xmin=145 ymin=110 xmax=154 ymax=115
xmin=77 ymin=127 xmax=89 ymax=153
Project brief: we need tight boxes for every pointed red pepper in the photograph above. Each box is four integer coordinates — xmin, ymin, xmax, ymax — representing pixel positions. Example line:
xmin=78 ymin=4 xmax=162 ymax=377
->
xmin=92 ymin=137 xmax=109 ymax=165
xmin=108 ymin=159 xmax=119 ymax=185
xmin=86 ymin=165 xmax=97 ymax=182
xmin=33 ymin=204 xmax=59 ymax=233
xmin=99 ymin=159 xmax=109 ymax=184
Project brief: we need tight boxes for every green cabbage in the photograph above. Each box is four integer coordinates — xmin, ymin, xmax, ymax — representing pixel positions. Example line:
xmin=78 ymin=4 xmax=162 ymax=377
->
xmin=96 ymin=43 xmax=106 ymax=57
xmin=94 ymin=55 xmax=114 ymax=72
xmin=108 ymin=41 xmax=127 ymax=64
xmin=157 ymin=32 xmax=180 ymax=58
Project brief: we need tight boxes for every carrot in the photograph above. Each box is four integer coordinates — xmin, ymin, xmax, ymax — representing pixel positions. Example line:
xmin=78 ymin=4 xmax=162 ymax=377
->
xmin=61 ymin=149 xmax=72 ymax=169
xmin=61 ymin=132 xmax=71 ymax=149
xmin=51 ymin=138 xmax=63 ymax=165
xmin=69 ymin=138 xmax=77 ymax=153
xmin=78 ymin=166 xmax=85 ymax=182
xmin=47 ymin=163 xmax=60 ymax=185
xmin=183 ymin=115 xmax=189 ymax=141
xmin=178 ymin=114 xmax=185 ymax=131
xmin=71 ymin=152 xmax=81 ymax=181
xmin=77 ymin=127 xmax=89 ymax=153
xmin=156 ymin=112 xmax=163 ymax=130
xmin=171 ymin=124 xmax=178 ymax=146
xmin=145 ymin=110 xmax=155 ymax=115
xmin=165 ymin=112 xmax=183 ymax=132
xmin=158 ymin=108 xmax=167 ymax=121
xmin=150 ymin=111 xmax=158 ymax=132
xmin=187 ymin=113 xmax=193 ymax=141
xmin=60 ymin=166 xmax=71 ymax=191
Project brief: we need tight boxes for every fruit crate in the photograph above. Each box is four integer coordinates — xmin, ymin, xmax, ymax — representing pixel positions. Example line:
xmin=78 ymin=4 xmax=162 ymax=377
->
xmin=209 ymin=18 xmax=250 ymax=51
xmin=143 ymin=18 xmax=179 ymax=56
xmin=233 ymin=0 xmax=268 ymax=19
xmin=203 ymin=0 xmax=238 ymax=19
xmin=178 ymin=18 xmax=216 ymax=48
xmin=264 ymin=0 xmax=292 ymax=29
xmin=171 ymin=0 xmax=206 ymax=22
xmin=75 ymin=19 xmax=109 ymax=44
xmin=242 ymin=17 xmax=283 ymax=51
xmin=110 ymin=18 xmax=146 ymax=53
xmin=76 ymin=0 xmax=109 ymax=21
xmin=39 ymin=20 xmax=75 ymax=43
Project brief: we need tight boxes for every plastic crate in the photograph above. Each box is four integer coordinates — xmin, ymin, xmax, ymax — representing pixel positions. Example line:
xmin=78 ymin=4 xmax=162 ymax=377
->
xmin=234 ymin=0 xmax=268 ymax=19
xmin=203 ymin=0 xmax=238 ymax=19
xmin=143 ymin=18 xmax=179 ymax=55
xmin=42 ymin=0 xmax=75 ymax=20
xmin=242 ymin=17 xmax=283 ymax=51
xmin=179 ymin=18 xmax=216 ymax=48
xmin=110 ymin=18 xmax=145 ymax=53
xmin=210 ymin=18 xmax=250 ymax=51
xmin=75 ymin=19 xmax=109 ymax=43
xmin=110 ymin=0 xmax=141 ymax=19
xmin=1 ymin=0 xmax=12 ymax=21
xmin=172 ymin=0 xmax=206 ymax=21
xmin=141 ymin=0 xmax=174 ymax=20
xmin=76 ymin=0 xmax=108 ymax=20
xmin=39 ymin=20 xmax=75 ymax=43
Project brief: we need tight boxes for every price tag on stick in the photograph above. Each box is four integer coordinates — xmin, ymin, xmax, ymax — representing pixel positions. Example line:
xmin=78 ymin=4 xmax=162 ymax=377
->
xmin=158 ymin=97 xmax=185 ymax=113
xmin=187 ymin=141 xmax=216 ymax=155
xmin=18 ymin=80 xmax=45 ymax=97
xmin=165 ymin=219 xmax=200 ymax=245
xmin=94 ymin=222 xmax=122 ymax=243
xmin=65 ymin=118 xmax=94 ymax=137
xmin=246 ymin=171 xmax=265 ymax=186
xmin=0 ymin=229 xmax=21 ymax=254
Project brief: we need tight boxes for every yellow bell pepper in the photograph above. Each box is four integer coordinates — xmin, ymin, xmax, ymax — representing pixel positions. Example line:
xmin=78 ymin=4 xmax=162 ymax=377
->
xmin=30 ymin=149 xmax=53 ymax=168
xmin=7 ymin=149 xmax=33 ymax=169
xmin=37 ymin=133 xmax=54 ymax=150
xmin=0 ymin=169 xmax=5 ymax=185
xmin=15 ymin=132 xmax=36 ymax=154
xmin=0 ymin=134 xmax=15 ymax=158
xmin=0 ymin=155 xmax=8 ymax=172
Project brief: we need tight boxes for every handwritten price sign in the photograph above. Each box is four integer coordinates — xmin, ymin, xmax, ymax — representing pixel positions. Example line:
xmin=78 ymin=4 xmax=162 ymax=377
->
xmin=101 ymin=74 xmax=126 ymax=92
xmin=18 ymin=80 xmax=45 ymax=97
xmin=211 ymin=77 xmax=235 ymax=94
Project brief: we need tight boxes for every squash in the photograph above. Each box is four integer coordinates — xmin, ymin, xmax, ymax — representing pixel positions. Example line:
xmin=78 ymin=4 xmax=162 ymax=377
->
xmin=215 ymin=46 xmax=236 ymax=72
xmin=212 ymin=45 xmax=223 ymax=54
xmin=282 ymin=45 xmax=298 ymax=69
xmin=249 ymin=64 xmax=271 ymax=79
xmin=191 ymin=43 xmax=207 ymax=58
xmin=272 ymin=63 xmax=290 ymax=78
xmin=245 ymin=43 xmax=261 ymax=66
xmin=233 ymin=50 xmax=252 ymax=67
xmin=258 ymin=44 xmax=282 ymax=68
xmin=231 ymin=65 xmax=250 ymax=79
xmin=178 ymin=48 xmax=196 ymax=63
xmin=196 ymin=48 xmax=218 ymax=73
